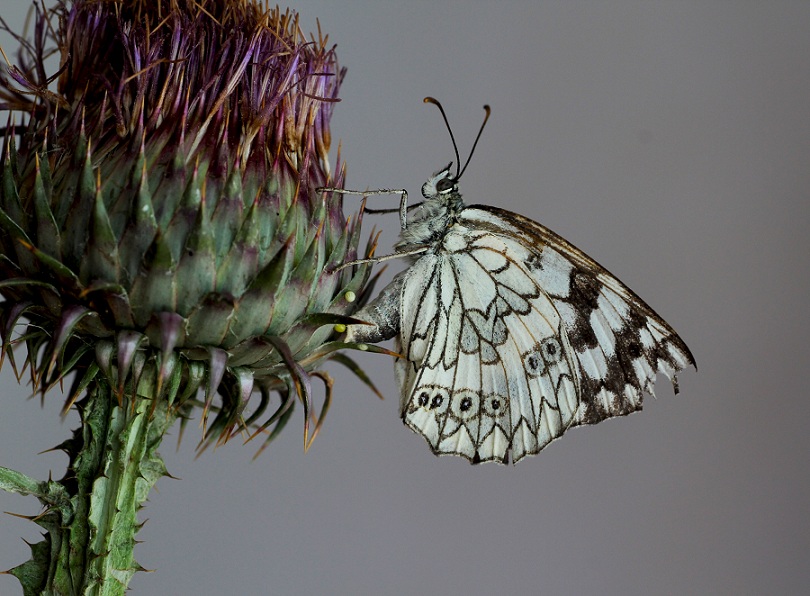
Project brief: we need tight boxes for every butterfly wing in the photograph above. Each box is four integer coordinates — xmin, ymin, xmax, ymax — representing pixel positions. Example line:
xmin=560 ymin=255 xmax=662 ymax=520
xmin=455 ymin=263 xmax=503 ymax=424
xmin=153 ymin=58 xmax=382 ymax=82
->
xmin=348 ymin=202 xmax=694 ymax=464
xmin=397 ymin=206 xmax=694 ymax=464
xmin=397 ymin=229 xmax=582 ymax=463
xmin=461 ymin=205 xmax=696 ymax=428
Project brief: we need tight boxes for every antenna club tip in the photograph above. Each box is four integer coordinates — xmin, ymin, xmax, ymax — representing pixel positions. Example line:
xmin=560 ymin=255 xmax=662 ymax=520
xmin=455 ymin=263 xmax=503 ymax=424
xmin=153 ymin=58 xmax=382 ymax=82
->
xmin=423 ymin=97 xmax=490 ymax=180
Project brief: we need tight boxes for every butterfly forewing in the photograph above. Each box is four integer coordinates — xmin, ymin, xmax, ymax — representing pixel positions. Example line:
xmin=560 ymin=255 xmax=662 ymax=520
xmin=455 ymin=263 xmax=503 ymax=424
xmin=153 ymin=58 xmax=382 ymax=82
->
xmin=461 ymin=206 xmax=695 ymax=428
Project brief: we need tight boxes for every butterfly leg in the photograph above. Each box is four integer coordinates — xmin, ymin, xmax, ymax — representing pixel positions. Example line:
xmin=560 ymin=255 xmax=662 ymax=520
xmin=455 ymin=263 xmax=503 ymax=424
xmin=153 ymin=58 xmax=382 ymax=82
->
xmin=331 ymin=246 xmax=428 ymax=272
xmin=316 ymin=187 xmax=410 ymax=230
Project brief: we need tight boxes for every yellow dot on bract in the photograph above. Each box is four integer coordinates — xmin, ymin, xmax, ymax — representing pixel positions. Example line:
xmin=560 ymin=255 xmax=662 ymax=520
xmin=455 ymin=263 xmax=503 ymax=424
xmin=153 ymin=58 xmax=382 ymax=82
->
xmin=358 ymin=344 xmax=368 ymax=351
xmin=334 ymin=323 xmax=347 ymax=333
xmin=345 ymin=291 xmax=356 ymax=303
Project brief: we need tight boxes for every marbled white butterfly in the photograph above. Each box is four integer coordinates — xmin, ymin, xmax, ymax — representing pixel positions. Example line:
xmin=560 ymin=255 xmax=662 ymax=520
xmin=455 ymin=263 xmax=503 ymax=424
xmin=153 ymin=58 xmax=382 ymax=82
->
xmin=338 ymin=98 xmax=695 ymax=464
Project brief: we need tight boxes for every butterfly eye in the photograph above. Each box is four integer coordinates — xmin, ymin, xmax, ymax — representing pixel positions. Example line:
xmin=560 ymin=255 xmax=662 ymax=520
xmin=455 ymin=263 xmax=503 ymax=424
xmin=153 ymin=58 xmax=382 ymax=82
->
xmin=435 ymin=177 xmax=455 ymax=193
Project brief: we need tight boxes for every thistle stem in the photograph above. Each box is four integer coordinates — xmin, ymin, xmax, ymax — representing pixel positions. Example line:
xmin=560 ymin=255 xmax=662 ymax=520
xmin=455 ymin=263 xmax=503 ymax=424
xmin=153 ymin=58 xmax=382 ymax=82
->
xmin=4 ymin=380 xmax=176 ymax=595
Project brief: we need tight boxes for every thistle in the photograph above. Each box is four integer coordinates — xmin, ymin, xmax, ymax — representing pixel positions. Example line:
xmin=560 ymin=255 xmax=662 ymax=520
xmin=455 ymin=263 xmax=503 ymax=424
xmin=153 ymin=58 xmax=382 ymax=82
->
xmin=0 ymin=1 xmax=382 ymax=593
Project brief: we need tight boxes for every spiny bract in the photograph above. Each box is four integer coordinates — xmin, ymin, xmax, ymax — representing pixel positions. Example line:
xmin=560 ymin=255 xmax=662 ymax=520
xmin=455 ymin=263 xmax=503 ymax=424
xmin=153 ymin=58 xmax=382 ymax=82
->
xmin=0 ymin=0 xmax=382 ymax=452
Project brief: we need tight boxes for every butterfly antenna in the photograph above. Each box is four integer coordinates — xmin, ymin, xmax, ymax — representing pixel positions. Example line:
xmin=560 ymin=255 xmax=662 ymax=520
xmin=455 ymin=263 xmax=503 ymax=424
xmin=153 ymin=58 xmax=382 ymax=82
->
xmin=424 ymin=98 xmax=491 ymax=180
xmin=457 ymin=104 xmax=491 ymax=179
xmin=424 ymin=97 xmax=461 ymax=179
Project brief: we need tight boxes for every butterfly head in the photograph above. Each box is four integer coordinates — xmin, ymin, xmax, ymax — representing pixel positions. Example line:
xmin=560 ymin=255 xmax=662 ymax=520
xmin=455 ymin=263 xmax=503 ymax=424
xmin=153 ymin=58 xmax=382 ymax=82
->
xmin=422 ymin=97 xmax=490 ymax=196
xmin=398 ymin=100 xmax=490 ymax=248
xmin=422 ymin=163 xmax=460 ymax=201
xmin=398 ymin=163 xmax=464 ymax=248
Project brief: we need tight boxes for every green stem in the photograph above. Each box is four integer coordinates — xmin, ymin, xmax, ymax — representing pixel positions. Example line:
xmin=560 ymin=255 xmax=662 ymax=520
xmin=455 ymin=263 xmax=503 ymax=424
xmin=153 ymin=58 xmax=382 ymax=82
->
xmin=4 ymin=379 xmax=176 ymax=595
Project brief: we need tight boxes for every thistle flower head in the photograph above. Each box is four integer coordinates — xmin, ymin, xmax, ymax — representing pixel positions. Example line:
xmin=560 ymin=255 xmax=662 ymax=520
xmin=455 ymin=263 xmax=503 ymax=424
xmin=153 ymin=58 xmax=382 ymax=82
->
xmin=0 ymin=0 xmax=378 ymax=451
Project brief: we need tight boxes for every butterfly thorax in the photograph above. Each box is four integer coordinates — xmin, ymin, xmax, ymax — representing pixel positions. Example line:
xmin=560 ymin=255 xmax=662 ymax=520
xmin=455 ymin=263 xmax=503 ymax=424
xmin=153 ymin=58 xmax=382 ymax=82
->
xmin=396 ymin=164 xmax=466 ymax=252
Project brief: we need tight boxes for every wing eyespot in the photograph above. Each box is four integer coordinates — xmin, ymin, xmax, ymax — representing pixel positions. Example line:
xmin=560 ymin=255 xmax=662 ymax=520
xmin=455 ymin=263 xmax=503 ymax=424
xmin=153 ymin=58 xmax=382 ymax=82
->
xmin=412 ymin=385 xmax=450 ymax=415
xmin=450 ymin=390 xmax=481 ymax=420
xmin=523 ymin=348 xmax=546 ymax=378
xmin=417 ymin=391 xmax=430 ymax=407
xmin=540 ymin=337 xmax=563 ymax=363
xmin=482 ymin=393 xmax=509 ymax=418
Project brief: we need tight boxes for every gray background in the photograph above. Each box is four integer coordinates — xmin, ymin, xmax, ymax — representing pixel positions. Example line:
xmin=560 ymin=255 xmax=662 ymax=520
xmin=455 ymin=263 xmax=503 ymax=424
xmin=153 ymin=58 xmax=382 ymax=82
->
xmin=2 ymin=2 xmax=808 ymax=595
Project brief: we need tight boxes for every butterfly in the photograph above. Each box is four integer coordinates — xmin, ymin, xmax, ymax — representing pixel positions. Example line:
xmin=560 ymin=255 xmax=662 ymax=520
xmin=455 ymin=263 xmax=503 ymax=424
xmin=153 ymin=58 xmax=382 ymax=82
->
xmin=341 ymin=98 xmax=695 ymax=464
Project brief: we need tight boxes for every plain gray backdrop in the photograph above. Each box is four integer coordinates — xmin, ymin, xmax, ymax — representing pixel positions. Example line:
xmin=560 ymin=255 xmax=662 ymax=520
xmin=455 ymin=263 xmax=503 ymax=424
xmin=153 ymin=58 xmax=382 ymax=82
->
xmin=2 ymin=2 xmax=808 ymax=595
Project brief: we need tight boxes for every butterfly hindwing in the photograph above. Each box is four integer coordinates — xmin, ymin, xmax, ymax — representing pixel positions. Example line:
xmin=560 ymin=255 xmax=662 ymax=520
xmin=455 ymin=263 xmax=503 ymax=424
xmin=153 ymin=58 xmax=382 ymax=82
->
xmin=397 ymin=226 xmax=580 ymax=463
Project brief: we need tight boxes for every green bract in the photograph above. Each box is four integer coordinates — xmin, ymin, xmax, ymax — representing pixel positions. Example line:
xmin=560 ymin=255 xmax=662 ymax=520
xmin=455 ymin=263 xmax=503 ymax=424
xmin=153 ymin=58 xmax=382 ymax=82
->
xmin=0 ymin=0 xmax=381 ymax=451
xmin=0 ymin=1 xmax=392 ymax=592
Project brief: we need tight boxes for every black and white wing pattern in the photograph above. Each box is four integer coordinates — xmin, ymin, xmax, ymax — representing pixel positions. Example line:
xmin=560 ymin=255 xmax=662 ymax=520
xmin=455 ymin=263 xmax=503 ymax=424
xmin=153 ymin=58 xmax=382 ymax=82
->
xmin=345 ymin=165 xmax=695 ymax=465
xmin=393 ymin=227 xmax=581 ymax=463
